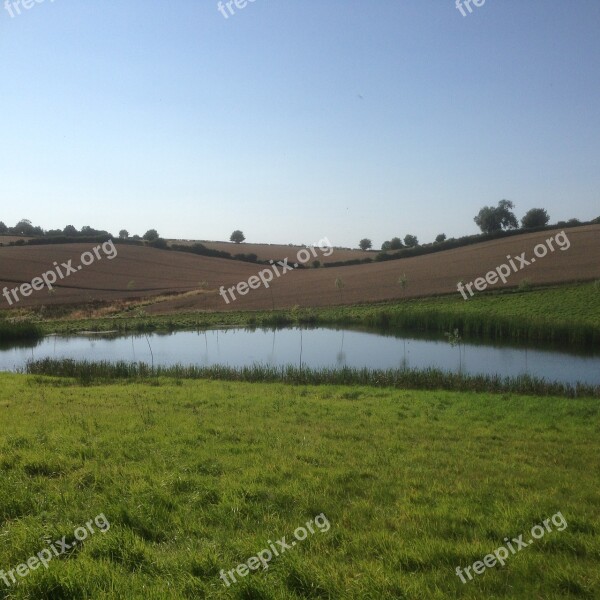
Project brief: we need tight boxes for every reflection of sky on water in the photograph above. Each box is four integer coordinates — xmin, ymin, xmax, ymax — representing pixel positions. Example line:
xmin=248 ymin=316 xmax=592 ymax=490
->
xmin=1 ymin=327 xmax=599 ymax=386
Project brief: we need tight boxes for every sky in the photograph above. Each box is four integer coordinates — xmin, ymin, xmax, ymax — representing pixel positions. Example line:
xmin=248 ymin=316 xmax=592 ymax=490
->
xmin=1 ymin=1 xmax=599 ymax=249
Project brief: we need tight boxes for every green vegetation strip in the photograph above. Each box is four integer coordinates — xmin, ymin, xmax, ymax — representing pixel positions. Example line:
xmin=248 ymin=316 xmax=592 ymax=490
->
xmin=25 ymin=359 xmax=600 ymax=398
xmin=19 ymin=282 xmax=600 ymax=345
xmin=315 ymin=282 xmax=600 ymax=345
xmin=0 ymin=374 xmax=598 ymax=598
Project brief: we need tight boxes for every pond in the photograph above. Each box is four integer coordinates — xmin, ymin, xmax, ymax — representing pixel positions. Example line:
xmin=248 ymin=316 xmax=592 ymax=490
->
xmin=1 ymin=327 xmax=599 ymax=386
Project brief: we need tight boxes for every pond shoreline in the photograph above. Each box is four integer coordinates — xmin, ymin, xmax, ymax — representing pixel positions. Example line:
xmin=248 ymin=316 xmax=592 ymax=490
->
xmin=4 ymin=326 xmax=599 ymax=388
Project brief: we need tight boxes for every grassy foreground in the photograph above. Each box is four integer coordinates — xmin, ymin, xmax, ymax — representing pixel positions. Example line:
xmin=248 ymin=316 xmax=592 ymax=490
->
xmin=1 ymin=374 xmax=599 ymax=599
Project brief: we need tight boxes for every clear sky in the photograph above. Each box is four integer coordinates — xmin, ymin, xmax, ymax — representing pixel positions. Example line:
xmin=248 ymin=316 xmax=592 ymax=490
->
xmin=1 ymin=1 xmax=599 ymax=249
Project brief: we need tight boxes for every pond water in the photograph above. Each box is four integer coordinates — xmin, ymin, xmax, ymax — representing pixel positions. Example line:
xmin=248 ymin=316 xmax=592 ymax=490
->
xmin=1 ymin=327 xmax=599 ymax=386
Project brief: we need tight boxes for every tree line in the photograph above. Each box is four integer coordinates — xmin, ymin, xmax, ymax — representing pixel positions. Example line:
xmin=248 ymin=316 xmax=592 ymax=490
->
xmin=0 ymin=219 xmax=164 ymax=243
xmin=357 ymin=202 xmax=597 ymax=252
xmin=0 ymin=220 xmax=249 ymax=246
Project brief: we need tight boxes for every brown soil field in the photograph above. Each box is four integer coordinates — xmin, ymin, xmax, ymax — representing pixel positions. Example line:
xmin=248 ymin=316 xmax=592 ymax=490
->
xmin=0 ymin=244 xmax=259 ymax=308
xmin=167 ymin=239 xmax=374 ymax=264
xmin=1 ymin=226 xmax=599 ymax=313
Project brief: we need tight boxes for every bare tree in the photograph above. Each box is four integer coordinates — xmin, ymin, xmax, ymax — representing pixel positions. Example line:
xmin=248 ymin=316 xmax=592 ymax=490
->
xmin=335 ymin=277 xmax=345 ymax=302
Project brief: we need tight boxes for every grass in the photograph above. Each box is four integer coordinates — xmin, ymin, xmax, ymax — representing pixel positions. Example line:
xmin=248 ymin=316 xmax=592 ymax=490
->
xmin=6 ymin=282 xmax=599 ymax=347
xmin=25 ymin=359 xmax=600 ymax=398
xmin=0 ymin=373 xmax=598 ymax=599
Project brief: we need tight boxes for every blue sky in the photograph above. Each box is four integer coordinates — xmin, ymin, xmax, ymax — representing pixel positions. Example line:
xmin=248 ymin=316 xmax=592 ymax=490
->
xmin=1 ymin=1 xmax=599 ymax=248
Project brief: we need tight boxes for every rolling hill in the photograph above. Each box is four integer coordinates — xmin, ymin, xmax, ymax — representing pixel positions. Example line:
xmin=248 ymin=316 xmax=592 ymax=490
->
xmin=0 ymin=225 xmax=598 ymax=313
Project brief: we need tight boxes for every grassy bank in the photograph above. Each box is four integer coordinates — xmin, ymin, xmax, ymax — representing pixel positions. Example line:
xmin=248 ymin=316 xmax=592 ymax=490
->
xmin=0 ymin=374 xmax=598 ymax=599
xmin=13 ymin=282 xmax=600 ymax=346
xmin=25 ymin=359 xmax=600 ymax=398
xmin=316 ymin=281 xmax=600 ymax=345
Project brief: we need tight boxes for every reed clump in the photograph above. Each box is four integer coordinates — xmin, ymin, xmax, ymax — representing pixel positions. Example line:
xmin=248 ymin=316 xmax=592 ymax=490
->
xmin=26 ymin=358 xmax=600 ymax=398
xmin=0 ymin=319 xmax=43 ymax=342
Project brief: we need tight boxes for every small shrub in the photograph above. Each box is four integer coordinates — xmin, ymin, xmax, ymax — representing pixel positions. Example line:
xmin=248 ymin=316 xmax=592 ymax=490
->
xmin=518 ymin=279 xmax=532 ymax=291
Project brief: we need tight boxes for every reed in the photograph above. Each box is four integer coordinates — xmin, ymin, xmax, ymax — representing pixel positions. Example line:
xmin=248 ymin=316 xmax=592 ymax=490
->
xmin=0 ymin=319 xmax=43 ymax=342
xmin=26 ymin=358 xmax=600 ymax=398
xmin=321 ymin=308 xmax=599 ymax=346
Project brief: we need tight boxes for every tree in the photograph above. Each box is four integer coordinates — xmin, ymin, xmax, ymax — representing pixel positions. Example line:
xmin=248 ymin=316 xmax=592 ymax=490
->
xmin=404 ymin=234 xmax=419 ymax=247
xmin=474 ymin=200 xmax=518 ymax=234
xmin=63 ymin=225 xmax=78 ymax=236
xmin=390 ymin=237 xmax=403 ymax=250
xmin=435 ymin=233 xmax=447 ymax=243
xmin=230 ymin=230 xmax=245 ymax=244
xmin=444 ymin=328 xmax=463 ymax=372
xmin=13 ymin=219 xmax=36 ymax=236
xmin=335 ymin=277 xmax=345 ymax=302
xmin=80 ymin=225 xmax=110 ymax=237
xmin=381 ymin=241 xmax=392 ymax=251
xmin=0 ymin=222 xmax=7 ymax=234
xmin=521 ymin=208 xmax=550 ymax=229
xmin=119 ymin=229 xmax=129 ymax=239
xmin=150 ymin=238 xmax=168 ymax=249
xmin=359 ymin=238 xmax=372 ymax=251
xmin=143 ymin=229 xmax=160 ymax=242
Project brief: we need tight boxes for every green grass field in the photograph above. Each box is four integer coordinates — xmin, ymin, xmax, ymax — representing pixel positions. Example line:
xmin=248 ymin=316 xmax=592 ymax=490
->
xmin=1 ymin=374 xmax=598 ymax=599
xmin=317 ymin=281 xmax=600 ymax=343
